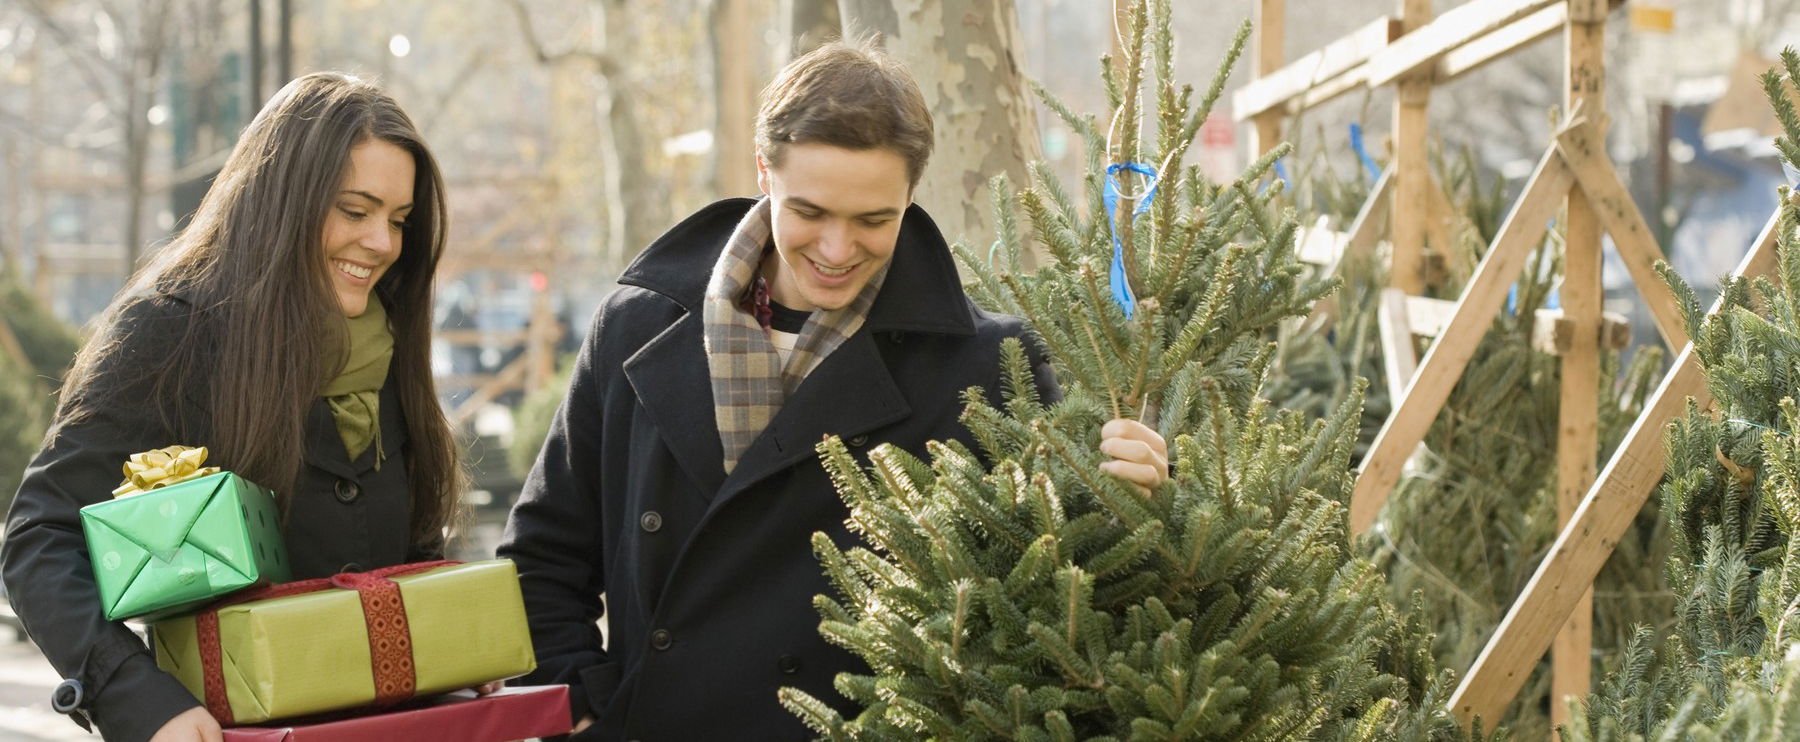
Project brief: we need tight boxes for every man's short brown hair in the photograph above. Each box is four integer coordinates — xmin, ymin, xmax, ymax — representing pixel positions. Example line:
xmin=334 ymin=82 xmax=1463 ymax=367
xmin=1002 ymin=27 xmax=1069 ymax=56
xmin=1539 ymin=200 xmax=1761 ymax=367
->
xmin=755 ymin=40 xmax=934 ymax=188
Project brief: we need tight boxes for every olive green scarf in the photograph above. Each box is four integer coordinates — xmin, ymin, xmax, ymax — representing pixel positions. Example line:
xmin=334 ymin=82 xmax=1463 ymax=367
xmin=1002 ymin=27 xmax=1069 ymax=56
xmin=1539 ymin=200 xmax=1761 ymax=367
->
xmin=322 ymin=299 xmax=394 ymax=467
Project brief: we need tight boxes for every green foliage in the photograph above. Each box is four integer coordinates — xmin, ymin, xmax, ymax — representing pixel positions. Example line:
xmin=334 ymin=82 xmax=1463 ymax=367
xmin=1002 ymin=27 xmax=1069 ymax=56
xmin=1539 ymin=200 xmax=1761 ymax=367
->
xmin=507 ymin=354 xmax=577 ymax=479
xmin=1563 ymin=48 xmax=1800 ymax=740
xmin=0 ymin=278 xmax=79 ymax=512
xmin=781 ymin=3 xmax=1478 ymax=739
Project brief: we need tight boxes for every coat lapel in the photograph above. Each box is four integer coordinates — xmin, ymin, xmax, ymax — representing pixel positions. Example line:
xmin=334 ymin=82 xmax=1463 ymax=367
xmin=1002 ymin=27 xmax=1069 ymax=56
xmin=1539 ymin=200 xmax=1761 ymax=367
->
xmin=710 ymin=330 xmax=910 ymax=511
xmin=622 ymin=310 xmax=729 ymax=497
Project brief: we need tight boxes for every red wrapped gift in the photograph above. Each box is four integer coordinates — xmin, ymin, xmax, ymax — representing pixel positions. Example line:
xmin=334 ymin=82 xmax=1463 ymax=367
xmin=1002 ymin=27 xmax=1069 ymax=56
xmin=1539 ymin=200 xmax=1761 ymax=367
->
xmin=220 ymin=685 xmax=571 ymax=741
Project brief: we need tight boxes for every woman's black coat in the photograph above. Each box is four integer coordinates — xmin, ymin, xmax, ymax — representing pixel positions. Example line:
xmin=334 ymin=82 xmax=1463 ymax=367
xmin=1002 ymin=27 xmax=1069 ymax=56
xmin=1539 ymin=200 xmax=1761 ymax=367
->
xmin=498 ymin=198 xmax=1060 ymax=741
xmin=1 ymin=293 xmax=431 ymax=742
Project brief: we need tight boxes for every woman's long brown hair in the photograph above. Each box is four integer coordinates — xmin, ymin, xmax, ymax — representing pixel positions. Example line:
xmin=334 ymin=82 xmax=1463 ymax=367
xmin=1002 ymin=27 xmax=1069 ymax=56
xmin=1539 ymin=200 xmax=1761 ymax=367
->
xmin=59 ymin=72 xmax=463 ymax=549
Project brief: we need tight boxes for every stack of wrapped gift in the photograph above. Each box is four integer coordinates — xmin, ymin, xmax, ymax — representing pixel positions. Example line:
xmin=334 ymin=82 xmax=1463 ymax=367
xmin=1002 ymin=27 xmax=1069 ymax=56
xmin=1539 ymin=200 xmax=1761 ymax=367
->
xmin=82 ymin=447 xmax=569 ymax=740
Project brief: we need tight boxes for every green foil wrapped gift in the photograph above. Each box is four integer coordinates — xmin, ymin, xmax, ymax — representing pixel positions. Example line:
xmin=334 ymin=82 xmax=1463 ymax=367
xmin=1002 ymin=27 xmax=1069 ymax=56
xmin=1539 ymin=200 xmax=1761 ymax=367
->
xmin=80 ymin=446 xmax=291 ymax=621
xmin=151 ymin=560 xmax=537 ymax=726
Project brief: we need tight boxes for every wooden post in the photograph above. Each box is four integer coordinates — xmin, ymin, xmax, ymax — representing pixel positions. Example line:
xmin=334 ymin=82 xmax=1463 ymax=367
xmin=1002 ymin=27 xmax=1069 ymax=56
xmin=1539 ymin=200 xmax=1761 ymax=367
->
xmin=1251 ymin=0 xmax=1286 ymax=157
xmin=1552 ymin=4 xmax=1606 ymax=728
xmin=1389 ymin=0 xmax=1433 ymax=295
xmin=1451 ymin=209 xmax=1784 ymax=728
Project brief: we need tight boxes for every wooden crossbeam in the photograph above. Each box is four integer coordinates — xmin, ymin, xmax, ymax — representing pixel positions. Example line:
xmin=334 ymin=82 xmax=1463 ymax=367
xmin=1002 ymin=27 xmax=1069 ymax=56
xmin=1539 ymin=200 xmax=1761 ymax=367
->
xmin=1436 ymin=3 xmax=1566 ymax=83
xmin=1349 ymin=143 xmax=1574 ymax=534
xmin=1554 ymin=117 xmax=1689 ymax=349
xmin=448 ymin=354 xmax=532 ymax=428
xmin=1232 ymin=16 xmax=1401 ymax=121
xmin=1402 ymin=295 xmax=1629 ymax=353
xmin=1450 ymin=208 xmax=1784 ymax=728
xmin=1366 ymin=0 xmax=1561 ymax=88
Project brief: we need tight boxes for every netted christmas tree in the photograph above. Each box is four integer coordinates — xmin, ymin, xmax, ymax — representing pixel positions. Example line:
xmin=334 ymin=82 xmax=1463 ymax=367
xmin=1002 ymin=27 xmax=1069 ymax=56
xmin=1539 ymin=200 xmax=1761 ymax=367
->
xmin=1560 ymin=50 xmax=1800 ymax=741
xmin=778 ymin=3 xmax=1484 ymax=739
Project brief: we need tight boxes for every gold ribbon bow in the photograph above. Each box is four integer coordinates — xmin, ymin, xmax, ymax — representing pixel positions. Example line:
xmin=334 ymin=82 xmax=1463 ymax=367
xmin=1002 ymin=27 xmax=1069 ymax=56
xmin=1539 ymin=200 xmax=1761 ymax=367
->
xmin=112 ymin=445 xmax=222 ymax=498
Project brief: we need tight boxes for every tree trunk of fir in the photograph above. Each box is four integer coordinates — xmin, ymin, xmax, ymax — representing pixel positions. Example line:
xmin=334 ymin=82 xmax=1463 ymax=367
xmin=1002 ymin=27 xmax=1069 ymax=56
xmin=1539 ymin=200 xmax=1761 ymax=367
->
xmin=836 ymin=0 xmax=1042 ymax=269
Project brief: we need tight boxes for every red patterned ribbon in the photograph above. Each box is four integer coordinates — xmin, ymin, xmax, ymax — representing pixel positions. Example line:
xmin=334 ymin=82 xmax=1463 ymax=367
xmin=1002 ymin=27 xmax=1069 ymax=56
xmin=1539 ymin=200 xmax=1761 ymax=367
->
xmin=190 ymin=560 xmax=460 ymax=726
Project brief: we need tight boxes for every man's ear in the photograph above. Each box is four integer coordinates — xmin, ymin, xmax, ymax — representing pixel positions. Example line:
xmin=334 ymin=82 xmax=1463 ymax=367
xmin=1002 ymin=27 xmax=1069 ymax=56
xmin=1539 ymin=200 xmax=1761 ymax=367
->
xmin=755 ymin=153 xmax=772 ymax=196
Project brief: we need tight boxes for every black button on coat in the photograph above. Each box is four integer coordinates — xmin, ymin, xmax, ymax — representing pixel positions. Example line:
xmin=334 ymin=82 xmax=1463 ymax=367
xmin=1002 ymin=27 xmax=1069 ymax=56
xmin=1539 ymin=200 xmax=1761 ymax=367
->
xmin=498 ymin=198 xmax=1060 ymax=741
xmin=1 ymin=293 xmax=434 ymax=742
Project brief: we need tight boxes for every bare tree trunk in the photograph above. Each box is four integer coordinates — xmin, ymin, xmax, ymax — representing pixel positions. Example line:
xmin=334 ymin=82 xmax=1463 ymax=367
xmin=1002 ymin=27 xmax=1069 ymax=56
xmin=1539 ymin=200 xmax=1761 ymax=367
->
xmin=710 ymin=0 xmax=759 ymax=198
xmin=123 ymin=0 xmax=172 ymax=273
xmin=836 ymin=0 xmax=1041 ymax=266
xmin=593 ymin=0 xmax=665 ymax=265
xmin=783 ymin=0 xmax=842 ymax=59
xmin=512 ymin=0 xmax=666 ymax=268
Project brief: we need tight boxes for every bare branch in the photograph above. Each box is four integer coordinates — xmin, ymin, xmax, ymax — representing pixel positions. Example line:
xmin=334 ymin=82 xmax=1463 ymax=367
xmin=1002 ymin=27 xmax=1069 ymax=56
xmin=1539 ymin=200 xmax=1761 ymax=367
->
xmin=508 ymin=0 xmax=613 ymax=70
xmin=20 ymin=0 xmax=121 ymax=117
xmin=420 ymin=47 xmax=496 ymax=140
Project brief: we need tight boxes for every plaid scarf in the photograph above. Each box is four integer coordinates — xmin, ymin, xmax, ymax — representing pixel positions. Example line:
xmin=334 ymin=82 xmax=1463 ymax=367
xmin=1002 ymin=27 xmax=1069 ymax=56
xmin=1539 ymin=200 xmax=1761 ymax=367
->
xmin=702 ymin=198 xmax=888 ymax=473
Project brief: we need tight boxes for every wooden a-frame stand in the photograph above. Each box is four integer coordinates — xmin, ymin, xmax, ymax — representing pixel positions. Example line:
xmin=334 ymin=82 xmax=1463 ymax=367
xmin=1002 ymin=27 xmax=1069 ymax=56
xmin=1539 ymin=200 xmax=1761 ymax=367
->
xmin=1238 ymin=0 xmax=1687 ymax=733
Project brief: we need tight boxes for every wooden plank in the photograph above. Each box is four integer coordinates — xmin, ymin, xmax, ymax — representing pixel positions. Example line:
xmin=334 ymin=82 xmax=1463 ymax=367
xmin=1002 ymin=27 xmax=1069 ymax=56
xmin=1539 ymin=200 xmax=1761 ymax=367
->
xmin=1296 ymin=215 xmax=1351 ymax=267
xmin=1531 ymin=310 xmax=1632 ymax=354
xmin=1233 ymin=16 xmax=1400 ymax=121
xmin=448 ymin=354 xmax=532 ymax=428
xmin=1436 ymin=3 xmax=1564 ymax=83
xmin=1378 ymin=288 xmax=1419 ymax=398
xmin=1553 ymin=12 xmax=1607 ymax=724
xmin=1290 ymin=62 xmax=1376 ymax=113
xmin=1452 ymin=208 xmax=1784 ymax=729
xmin=1390 ymin=0 xmax=1432 ymax=296
xmin=1346 ymin=168 xmax=1396 ymax=261
xmin=1402 ymin=295 xmax=1629 ymax=352
xmin=1250 ymin=0 xmax=1287 ymax=157
xmin=1554 ymin=117 xmax=1690 ymax=349
xmin=1392 ymin=82 xmax=1430 ymax=294
xmin=1366 ymin=0 xmax=1561 ymax=88
xmin=1350 ymin=145 xmax=1575 ymax=534
xmin=438 ymin=328 xmax=534 ymax=346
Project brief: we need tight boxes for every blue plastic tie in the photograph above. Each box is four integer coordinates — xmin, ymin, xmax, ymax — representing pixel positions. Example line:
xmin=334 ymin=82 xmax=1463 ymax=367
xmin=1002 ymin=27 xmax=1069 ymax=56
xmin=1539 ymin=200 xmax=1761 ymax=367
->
xmin=1272 ymin=158 xmax=1291 ymax=188
xmin=1349 ymin=123 xmax=1381 ymax=183
xmin=1505 ymin=284 xmax=1518 ymax=316
xmin=1104 ymin=162 xmax=1160 ymax=320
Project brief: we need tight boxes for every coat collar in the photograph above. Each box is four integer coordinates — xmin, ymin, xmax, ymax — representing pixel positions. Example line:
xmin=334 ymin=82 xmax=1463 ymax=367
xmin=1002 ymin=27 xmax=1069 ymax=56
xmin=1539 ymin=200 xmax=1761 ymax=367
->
xmin=616 ymin=197 xmax=976 ymax=338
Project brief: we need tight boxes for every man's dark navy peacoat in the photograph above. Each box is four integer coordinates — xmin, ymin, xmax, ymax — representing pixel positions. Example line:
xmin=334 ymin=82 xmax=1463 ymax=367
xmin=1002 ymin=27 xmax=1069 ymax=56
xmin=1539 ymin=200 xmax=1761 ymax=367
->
xmin=498 ymin=198 xmax=1059 ymax=741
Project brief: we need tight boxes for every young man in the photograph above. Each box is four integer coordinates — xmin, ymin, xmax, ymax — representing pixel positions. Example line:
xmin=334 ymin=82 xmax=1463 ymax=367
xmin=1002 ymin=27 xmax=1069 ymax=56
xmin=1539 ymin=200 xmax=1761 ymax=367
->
xmin=499 ymin=41 xmax=1167 ymax=740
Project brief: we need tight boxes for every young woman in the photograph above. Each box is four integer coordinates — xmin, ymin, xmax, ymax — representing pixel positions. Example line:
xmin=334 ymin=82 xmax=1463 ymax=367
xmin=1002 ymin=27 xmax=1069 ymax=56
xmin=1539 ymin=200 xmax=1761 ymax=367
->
xmin=1 ymin=73 xmax=462 ymax=742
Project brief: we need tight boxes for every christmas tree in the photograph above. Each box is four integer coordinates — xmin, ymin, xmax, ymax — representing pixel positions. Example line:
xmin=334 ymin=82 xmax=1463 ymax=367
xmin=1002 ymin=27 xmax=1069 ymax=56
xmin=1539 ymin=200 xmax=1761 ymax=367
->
xmin=779 ymin=3 xmax=1481 ymax=739
xmin=1560 ymin=49 xmax=1800 ymax=741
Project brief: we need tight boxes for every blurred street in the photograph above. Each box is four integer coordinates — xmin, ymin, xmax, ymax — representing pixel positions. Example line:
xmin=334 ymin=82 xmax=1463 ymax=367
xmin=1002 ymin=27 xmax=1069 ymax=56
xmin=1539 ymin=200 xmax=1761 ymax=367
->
xmin=0 ymin=638 xmax=94 ymax=741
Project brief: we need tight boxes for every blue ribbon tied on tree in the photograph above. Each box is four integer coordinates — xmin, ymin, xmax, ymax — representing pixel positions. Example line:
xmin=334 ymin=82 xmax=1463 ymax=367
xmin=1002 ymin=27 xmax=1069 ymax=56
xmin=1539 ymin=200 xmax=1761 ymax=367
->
xmin=1104 ymin=162 xmax=1160 ymax=320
